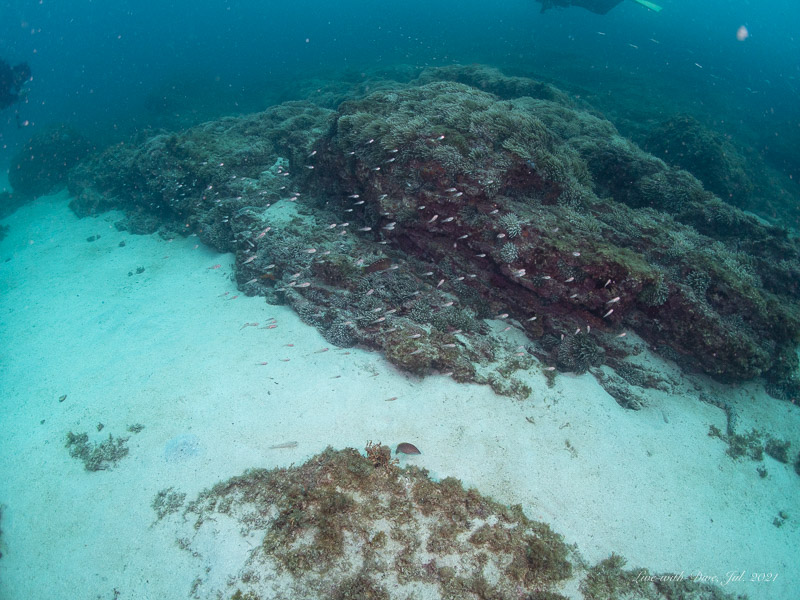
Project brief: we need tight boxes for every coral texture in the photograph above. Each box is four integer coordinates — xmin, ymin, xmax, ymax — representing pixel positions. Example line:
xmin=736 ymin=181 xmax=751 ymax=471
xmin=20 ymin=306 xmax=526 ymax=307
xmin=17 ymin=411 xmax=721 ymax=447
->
xmin=68 ymin=65 xmax=800 ymax=385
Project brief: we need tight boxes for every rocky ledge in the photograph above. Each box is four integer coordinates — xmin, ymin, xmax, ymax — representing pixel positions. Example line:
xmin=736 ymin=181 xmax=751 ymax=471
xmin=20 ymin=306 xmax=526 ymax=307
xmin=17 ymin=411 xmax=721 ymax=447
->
xmin=68 ymin=65 xmax=800 ymax=399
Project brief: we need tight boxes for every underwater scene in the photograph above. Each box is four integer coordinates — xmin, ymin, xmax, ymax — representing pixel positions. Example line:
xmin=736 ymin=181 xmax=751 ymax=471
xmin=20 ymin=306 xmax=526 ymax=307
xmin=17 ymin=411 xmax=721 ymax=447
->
xmin=1 ymin=1 xmax=799 ymax=598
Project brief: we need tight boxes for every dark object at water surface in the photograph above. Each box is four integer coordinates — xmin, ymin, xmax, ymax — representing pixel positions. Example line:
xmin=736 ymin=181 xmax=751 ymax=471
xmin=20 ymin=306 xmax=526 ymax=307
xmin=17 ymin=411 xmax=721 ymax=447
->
xmin=536 ymin=0 xmax=661 ymax=14
xmin=536 ymin=0 xmax=623 ymax=14
xmin=396 ymin=442 xmax=421 ymax=455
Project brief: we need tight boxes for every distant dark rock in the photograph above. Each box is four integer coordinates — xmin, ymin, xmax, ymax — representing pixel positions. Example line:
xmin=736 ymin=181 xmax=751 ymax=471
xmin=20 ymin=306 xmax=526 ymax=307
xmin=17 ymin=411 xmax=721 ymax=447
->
xmin=8 ymin=124 xmax=93 ymax=199
xmin=643 ymin=114 xmax=754 ymax=210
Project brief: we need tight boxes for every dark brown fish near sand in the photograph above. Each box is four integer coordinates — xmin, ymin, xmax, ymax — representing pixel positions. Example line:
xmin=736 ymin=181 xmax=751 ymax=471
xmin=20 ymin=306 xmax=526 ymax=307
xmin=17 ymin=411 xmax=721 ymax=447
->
xmin=396 ymin=442 xmax=421 ymax=455
xmin=363 ymin=257 xmax=393 ymax=274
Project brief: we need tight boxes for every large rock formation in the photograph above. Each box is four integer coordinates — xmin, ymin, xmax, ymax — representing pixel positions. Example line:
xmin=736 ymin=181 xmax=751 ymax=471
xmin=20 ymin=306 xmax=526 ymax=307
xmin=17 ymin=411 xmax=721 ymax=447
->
xmin=68 ymin=65 xmax=800 ymax=395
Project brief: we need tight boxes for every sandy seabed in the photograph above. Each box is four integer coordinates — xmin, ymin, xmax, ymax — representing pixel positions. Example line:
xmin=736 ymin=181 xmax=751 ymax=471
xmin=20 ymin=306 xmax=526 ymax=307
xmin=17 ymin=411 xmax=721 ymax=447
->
xmin=0 ymin=193 xmax=798 ymax=599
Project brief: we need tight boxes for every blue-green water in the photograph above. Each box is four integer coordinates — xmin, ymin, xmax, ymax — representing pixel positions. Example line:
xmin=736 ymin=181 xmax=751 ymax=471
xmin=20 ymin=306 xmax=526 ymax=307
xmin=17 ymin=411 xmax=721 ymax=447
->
xmin=1 ymin=2 xmax=799 ymax=599
xmin=2 ymin=0 xmax=798 ymax=177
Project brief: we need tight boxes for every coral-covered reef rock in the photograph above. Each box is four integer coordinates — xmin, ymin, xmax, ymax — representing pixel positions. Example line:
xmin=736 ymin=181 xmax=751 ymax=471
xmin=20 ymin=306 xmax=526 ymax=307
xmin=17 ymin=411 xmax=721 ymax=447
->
xmin=69 ymin=65 xmax=800 ymax=389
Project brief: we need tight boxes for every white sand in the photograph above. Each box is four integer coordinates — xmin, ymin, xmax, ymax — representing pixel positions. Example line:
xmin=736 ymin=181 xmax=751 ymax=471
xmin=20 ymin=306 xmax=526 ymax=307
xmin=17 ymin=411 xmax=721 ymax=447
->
xmin=0 ymin=194 xmax=798 ymax=599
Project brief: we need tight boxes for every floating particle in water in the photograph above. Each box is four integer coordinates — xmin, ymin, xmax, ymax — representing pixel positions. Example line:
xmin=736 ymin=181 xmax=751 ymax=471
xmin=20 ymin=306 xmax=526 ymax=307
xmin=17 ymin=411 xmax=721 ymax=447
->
xmin=736 ymin=25 xmax=749 ymax=41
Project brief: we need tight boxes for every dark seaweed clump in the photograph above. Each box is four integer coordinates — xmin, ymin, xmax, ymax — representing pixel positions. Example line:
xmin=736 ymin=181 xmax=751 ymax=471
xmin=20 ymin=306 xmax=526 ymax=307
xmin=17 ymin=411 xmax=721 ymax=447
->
xmin=581 ymin=554 xmax=746 ymax=600
xmin=65 ymin=431 xmax=129 ymax=471
xmin=170 ymin=445 xmax=575 ymax=599
xmin=156 ymin=445 xmax=748 ymax=600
